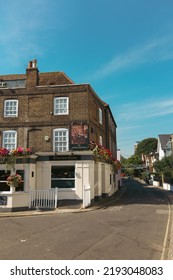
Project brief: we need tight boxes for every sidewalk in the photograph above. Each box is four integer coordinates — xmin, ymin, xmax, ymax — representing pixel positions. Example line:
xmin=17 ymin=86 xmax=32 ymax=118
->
xmin=0 ymin=185 xmax=127 ymax=218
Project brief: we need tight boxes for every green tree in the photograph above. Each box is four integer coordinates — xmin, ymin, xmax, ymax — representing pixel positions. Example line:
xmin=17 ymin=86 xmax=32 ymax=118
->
xmin=135 ymin=138 xmax=157 ymax=156
xmin=121 ymin=154 xmax=143 ymax=177
xmin=153 ymin=156 xmax=173 ymax=184
xmin=153 ymin=156 xmax=173 ymax=173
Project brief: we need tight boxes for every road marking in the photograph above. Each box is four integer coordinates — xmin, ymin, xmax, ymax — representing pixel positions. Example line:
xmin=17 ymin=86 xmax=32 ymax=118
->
xmin=156 ymin=209 xmax=169 ymax=215
xmin=160 ymin=196 xmax=172 ymax=260
xmin=103 ymin=206 xmax=122 ymax=212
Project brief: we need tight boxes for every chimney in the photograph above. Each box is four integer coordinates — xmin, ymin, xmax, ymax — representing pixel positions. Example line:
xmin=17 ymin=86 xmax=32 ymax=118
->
xmin=26 ymin=59 xmax=39 ymax=88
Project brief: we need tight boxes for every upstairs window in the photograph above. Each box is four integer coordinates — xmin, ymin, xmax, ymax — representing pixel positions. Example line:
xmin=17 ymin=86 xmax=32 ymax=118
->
xmin=4 ymin=100 xmax=18 ymax=117
xmin=3 ymin=131 xmax=17 ymax=150
xmin=53 ymin=128 xmax=69 ymax=152
xmin=54 ymin=97 xmax=69 ymax=115
xmin=99 ymin=108 xmax=103 ymax=125
xmin=99 ymin=136 xmax=103 ymax=146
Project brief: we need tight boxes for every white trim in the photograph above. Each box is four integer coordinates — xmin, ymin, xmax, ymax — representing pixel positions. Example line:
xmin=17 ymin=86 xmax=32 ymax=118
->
xmin=4 ymin=99 xmax=18 ymax=117
xmin=2 ymin=130 xmax=17 ymax=150
xmin=53 ymin=128 xmax=69 ymax=152
xmin=99 ymin=107 xmax=103 ymax=125
xmin=99 ymin=135 xmax=103 ymax=145
xmin=54 ymin=97 xmax=69 ymax=115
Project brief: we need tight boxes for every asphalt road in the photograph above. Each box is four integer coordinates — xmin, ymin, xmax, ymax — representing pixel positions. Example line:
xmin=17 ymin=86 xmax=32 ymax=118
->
xmin=0 ymin=179 xmax=172 ymax=260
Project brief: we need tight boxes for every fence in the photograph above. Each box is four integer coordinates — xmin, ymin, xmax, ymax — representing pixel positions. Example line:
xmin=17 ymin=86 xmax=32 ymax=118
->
xmin=29 ymin=188 xmax=58 ymax=209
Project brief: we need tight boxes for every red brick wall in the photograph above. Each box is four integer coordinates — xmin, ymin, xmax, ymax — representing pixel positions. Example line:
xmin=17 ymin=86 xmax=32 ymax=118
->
xmin=0 ymin=70 xmax=117 ymax=155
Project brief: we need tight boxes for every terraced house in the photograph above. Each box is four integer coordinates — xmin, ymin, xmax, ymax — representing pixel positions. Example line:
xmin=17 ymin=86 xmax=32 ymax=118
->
xmin=0 ymin=59 xmax=120 ymax=212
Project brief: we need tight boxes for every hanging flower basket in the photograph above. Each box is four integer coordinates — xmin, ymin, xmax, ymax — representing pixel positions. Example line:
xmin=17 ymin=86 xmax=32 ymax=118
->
xmin=89 ymin=141 xmax=121 ymax=171
xmin=0 ymin=147 xmax=32 ymax=171
xmin=6 ymin=174 xmax=22 ymax=188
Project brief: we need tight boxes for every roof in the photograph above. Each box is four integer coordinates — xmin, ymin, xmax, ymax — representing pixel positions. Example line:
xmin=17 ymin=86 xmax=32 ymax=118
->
xmin=158 ymin=134 xmax=171 ymax=150
xmin=39 ymin=71 xmax=74 ymax=85
xmin=0 ymin=71 xmax=74 ymax=86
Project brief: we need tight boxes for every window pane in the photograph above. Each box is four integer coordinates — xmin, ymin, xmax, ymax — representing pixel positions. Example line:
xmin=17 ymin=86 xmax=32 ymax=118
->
xmin=54 ymin=129 xmax=68 ymax=152
xmin=99 ymin=108 xmax=103 ymax=124
xmin=51 ymin=166 xmax=75 ymax=189
xmin=4 ymin=100 xmax=18 ymax=117
xmin=3 ymin=131 xmax=17 ymax=150
xmin=0 ymin=170 xmax=24 ymax=192
xmin=54 ymin=98 xmax=68 ymax=115
xmin=0 ymin=171 xmax=10 ymax=192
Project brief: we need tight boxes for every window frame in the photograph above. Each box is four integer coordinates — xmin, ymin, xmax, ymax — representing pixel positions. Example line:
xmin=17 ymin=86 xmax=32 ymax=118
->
xmin=0 ymin=169 xmax=24 ymax=192
xmin=54 ymin=97 xmax=69 ymax=115
xmin=2 ymin=130 xmax=17 ymax=150
xmin=99 ymin=107 xmax=103 ymax=125
xmin=53 ymin=128 xmax=69 ymax=152
xmin=99 ymin=136 xmax=103 ymax=146
xmin=4 ymin=99 xmax=18 ymax=117
xmin=51 ymin=165 xmax=75 ymax=189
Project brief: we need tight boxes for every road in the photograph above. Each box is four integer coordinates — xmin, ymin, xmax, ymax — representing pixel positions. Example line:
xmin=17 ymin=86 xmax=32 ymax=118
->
xmin=0 ymin=179 xmax=172 ymax=260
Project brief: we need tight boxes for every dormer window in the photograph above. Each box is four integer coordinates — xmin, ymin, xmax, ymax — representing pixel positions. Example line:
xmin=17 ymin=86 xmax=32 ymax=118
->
xmin=4 ymin=100 xmax=18 ymax=117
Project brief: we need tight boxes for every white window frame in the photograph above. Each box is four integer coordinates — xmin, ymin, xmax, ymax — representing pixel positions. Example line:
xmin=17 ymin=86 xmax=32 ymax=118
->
xmin=99 ymin=136 xmax=103 ymax=146
xmin=4 ymin=99 xmax=18 ymax=117
xmin=99 ymin=108 xmax=103 ymax=125
xmin=54 ymin=97 xmax=69 ymax=115
xmin=53 ymin=128 xmax=69 ymax=152
xmin=3 ymin=130 xmax=17 ymax=150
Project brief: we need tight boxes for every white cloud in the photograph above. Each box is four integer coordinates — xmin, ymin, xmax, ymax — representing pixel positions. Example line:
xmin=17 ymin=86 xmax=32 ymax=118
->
xmin=90 ymin=36 xmax=173 ymax=80
xmin=116 ymin=97 xmax=173 ymax=121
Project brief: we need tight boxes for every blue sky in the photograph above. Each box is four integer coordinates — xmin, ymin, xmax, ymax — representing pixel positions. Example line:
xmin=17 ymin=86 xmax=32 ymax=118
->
xmin=0 ymin=0 xmax=173 ymax=157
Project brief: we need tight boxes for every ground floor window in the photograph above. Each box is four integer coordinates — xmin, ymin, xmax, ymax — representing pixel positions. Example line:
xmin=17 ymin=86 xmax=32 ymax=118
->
xmin=0 ymin=170 xmax=24 ymax=192
xmin=51 ymin=166 xmax=75 ymax=188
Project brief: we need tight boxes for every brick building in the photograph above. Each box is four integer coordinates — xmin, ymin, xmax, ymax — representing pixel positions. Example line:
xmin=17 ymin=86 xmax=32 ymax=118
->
xmin=0 ymin=59 xmax=118 ymax=211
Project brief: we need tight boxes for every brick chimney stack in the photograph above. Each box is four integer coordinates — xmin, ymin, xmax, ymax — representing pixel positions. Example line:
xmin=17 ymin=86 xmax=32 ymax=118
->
xmin=26 ymin=59 xmax=39 ymax=88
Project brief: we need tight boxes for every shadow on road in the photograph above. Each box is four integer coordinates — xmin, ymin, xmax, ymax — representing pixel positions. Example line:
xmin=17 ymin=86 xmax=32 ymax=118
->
xmin=100 ymin=178 xmax=173 ymax=207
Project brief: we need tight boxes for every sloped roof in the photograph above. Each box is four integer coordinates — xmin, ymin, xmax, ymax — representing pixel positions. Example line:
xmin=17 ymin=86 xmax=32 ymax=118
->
xmin=158 ymin=134 xmax=171 ymax=150
xmin=39 ymin=71 xmax=74 ymax=85
xmin=0 ymin=71 xmax=74 ymax=86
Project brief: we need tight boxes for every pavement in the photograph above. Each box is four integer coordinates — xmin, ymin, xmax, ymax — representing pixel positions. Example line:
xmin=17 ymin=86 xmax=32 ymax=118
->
xmin=0 ymin=185 xmax=126 ymax=218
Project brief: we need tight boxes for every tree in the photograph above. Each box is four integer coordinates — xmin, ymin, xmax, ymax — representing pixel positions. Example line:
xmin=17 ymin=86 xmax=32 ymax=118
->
xmin=153 ymin=156 xmax=173 ymax=184
xmin=153 ymin=156 xmax=173 ymax=174
xmin=120 ymin=154 xmax=143 ymax=177
xmin=135 ymin=138 xmax=157 ymax=156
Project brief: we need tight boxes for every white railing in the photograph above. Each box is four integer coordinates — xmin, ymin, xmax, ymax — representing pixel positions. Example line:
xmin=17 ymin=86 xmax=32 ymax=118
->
xmin=29 ymin=188 xmax=58 ymax=209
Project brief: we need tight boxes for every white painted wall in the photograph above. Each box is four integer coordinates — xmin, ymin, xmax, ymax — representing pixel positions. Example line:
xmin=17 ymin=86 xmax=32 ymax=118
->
xmin=0 ymin=158 xmax=119 ymax=211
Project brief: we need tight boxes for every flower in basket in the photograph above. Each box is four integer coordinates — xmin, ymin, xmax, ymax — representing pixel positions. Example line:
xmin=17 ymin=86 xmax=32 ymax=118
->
xmin=9 ymin=147 xmax=32 ymax=157
xmin=0 ymin=148 xmax=9 ymax=157
xmin=6 ymin=173 xmax=22 ymax=188
xmin=111 ymin=158 xmax=121 ymax=171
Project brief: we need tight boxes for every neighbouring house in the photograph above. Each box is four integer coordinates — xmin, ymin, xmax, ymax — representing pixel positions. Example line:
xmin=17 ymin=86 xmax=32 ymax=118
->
xmin=142 ymin=152 xmax=157 ymax=174
xmin=157 ymin=134 xmax=171 ymax=160
xmin=0 ymin=59 xmax=120 ymax=212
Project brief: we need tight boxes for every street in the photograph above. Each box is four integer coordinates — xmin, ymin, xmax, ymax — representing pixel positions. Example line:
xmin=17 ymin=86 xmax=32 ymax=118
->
xmin=0 ymin=179 xmax=172 ymax=260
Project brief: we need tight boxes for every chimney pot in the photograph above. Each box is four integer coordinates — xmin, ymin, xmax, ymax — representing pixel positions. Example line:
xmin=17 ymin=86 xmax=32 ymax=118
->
xmin=28 ymin=61 xmax=32 ymax=68
xmin=32 ymin=59 xmax=37 ymax=68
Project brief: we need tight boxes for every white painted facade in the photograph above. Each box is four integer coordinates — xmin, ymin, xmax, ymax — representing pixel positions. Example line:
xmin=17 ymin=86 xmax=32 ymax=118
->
xmin=0 ymin=152 xmax=119 ymax=212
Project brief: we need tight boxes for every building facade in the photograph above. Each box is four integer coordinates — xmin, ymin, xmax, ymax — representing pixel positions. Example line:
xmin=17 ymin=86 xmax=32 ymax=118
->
xmin=0 ymin=59 xmax=118 ymax=211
